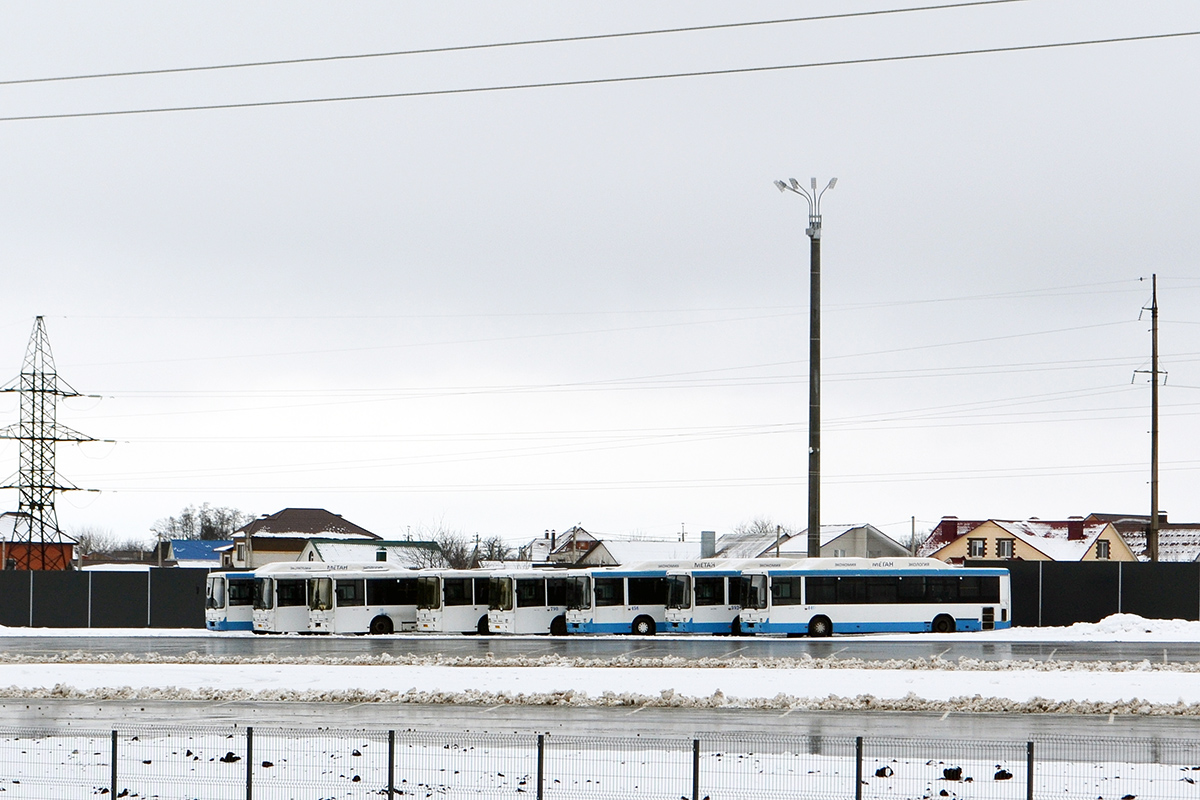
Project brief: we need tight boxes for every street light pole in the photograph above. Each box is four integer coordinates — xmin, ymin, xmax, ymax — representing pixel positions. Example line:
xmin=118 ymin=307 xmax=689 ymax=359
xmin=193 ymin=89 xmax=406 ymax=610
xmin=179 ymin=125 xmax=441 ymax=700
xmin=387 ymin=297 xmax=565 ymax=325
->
xmin=775 ymin=176 xmax=836 ymax=558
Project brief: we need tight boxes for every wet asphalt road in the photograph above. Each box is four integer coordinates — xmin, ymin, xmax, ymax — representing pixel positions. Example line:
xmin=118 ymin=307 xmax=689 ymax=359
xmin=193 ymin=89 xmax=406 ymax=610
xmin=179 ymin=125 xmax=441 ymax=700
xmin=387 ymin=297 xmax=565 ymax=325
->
xmin=0 ymin=634 xmax=1195 ymax=663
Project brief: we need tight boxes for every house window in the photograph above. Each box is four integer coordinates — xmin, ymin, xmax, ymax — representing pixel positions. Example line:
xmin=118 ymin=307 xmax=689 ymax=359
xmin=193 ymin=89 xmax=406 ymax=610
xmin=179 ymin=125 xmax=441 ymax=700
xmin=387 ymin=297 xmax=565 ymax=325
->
xmin=833 ymin=549 xmax=847 ymax=557
xmin=235 ymin=543 xmax=245 ymax=563
xmin=967 ymin=539 xmax=986 ymax=558
xmin=995 ymin=539 xmax=1014 ymax=559
xmin=1096 ymin=540 xmax=1110 ymax=560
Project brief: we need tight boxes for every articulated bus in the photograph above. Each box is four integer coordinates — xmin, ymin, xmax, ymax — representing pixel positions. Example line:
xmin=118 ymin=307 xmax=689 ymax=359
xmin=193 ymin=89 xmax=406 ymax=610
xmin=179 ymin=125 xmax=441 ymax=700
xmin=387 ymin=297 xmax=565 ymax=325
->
xmin=205 ymin=571 xmax=256 ymax=631
xmin=487 ymin=568 xmax=571 ymax=635
xmin=737 ymin=558 xmax=1011 ymax=636
xmin=252 ymin=561 xmax=419 ymax=634
xmin=416 ymin=569 xmax=498 ymax=634
xmin=565 ymin=562 xmax=688 ymax=635
xmin=664 ymin=559 xmax=799 ymax=635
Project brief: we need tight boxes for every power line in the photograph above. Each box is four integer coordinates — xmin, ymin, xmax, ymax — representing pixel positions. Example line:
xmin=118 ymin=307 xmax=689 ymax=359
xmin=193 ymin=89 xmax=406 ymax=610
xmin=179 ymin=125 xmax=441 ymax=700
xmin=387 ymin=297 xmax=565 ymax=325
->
xmin=0 ymin=1 xmax=1029 ymax=88
xmin=3 ymin=29 xmax=1197 ymax=124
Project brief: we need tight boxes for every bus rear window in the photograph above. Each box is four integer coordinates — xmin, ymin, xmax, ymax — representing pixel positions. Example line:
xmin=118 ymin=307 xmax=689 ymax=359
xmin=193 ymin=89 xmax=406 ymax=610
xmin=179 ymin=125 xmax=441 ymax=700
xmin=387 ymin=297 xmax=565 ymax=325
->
xmin=367 ymin=578 xmax=418 ymax=606
xmin=694 ymin=577 xmax=725 ymax=606
xmin=546 ymin=578 xmax=568 ymax=606
xmin=628 ymin=577 xmax=668 ymax=605
xmin=228 ymin=579 xmax=254 ymax=606
xmin=516 ymin=578 xmax=546 ymax=608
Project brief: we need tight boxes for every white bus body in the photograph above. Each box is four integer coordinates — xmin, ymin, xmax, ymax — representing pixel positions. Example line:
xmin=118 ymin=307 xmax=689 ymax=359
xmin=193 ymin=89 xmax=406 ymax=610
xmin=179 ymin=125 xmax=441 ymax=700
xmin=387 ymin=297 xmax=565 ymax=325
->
xmin=663 ymin=560 xmax=800 ymax=635
xmin=737 ymin=558 xmax=1012 ymax=636
xmin=205 ymin=571 xmax=255 ymax=631
xmin=416 ymin=569 xmax=498 ymax=634
xmin=487 ymin=569 xmax=571 ymax=635
xmin=565 ymin=562 xmax=692 ymax=635
xmin=252 ymin=562 xmax=418 ymax=634
xmin=306 ymin=563 xmax=419 ymax=634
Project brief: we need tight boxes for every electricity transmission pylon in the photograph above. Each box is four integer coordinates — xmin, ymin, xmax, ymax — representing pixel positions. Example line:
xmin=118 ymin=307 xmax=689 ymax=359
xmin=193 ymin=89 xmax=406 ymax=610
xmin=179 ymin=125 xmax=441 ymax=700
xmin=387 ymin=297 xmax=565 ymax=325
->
xmin=0 ymin=317 xmax=97 ymax=570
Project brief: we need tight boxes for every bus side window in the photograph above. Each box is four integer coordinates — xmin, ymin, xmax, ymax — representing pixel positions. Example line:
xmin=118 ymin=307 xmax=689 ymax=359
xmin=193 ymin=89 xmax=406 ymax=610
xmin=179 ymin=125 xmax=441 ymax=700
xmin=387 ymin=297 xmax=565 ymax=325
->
xmin=694 ymin=576 xmax=724 ymax=606
xmin=516 ymin=578 xmax=546 ymax=608
xmin=594 ymin=578 xmax=624 ymax=607
xmin=277 ymin=579 xmax=306 ymax=607
xmin=335 ymin=579 xmax=366 ymax=607
xmin=867 ymin=577 xmax=899 ymax=604
xmin=444 ymin=578 xmax=472 ymax=606
xmin=628 ymin=577 xmax=667 ymax=605
xmin=805 ymin=576 xmax=837 ymax=605
xmin=474 ymin=577 xmax=491 ymax=607
xmin=771 ymin=577 xmax=803 ymax=605
xmin=546 ymin=578 xmax=568 ymax=606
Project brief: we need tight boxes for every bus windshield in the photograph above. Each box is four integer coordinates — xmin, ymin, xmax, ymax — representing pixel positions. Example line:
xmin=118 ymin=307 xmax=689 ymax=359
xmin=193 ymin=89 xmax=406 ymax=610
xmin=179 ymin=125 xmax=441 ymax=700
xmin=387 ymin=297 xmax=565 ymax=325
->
xmin=565 ymin=576 xmax=591 ymax=609
xmin=739 ymin=575 xmax=768 ymax=609
xmin=309 ymin=577 xmax=333 ymax=611
xmin=417 ymin=576 xmax=441 ymax=610
xmin=666 ymin=576 xmax=691 ymax=609
xmin=490 ymin=577 xmax=514 ymax=611
xmin=205 ymin=577 xmax=225 ymax=609
xmin=253 ymin=578 xmax=273 ymax=610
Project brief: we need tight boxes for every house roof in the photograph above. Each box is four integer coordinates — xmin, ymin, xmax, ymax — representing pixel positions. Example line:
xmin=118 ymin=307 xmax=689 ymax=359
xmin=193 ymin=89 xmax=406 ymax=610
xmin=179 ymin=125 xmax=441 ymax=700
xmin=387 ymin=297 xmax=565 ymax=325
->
xmin=590 ymin=539 xmax=705 ymax=564
xmin=774 ymin=524 xmax=904 ymax=556
xmin=988 ymin=520 xmax=1109 ymax=562
xmin=305 ymin=539 xmax=439 ymax=566
xmin=1090 ymin=514 xmax=1200 ymax=562
xmin=715 ymin=528 xmax=792 ymax=559
xmin=168 ymin=539 xmax=231 ymax=562
xmin=234 ymin=508 xmax=379 ymax=540
xmin=917 ymin=518 xmax=989 ymax=557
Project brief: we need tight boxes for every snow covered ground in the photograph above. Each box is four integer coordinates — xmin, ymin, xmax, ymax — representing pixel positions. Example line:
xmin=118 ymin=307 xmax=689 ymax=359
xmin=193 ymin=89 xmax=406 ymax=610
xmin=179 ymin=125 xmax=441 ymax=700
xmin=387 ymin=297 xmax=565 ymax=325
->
xmin=2 ymin=615 xmax=1200 ymax=712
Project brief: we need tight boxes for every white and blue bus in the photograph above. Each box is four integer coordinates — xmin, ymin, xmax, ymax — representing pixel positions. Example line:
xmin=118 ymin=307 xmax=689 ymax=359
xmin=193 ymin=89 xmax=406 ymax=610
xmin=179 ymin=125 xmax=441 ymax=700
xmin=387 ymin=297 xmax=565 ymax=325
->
xmin=487 ymin=568 xmax=571 ymax=635
xmin=205 ymin=571 xmax=256 ymax=631
xmin=737 ymin=558 xmax=1011 ymax=636
xmin=565 ymin=562 xmax=687 ymax=635
xmin=664 ymin=559 xmax=799 ymax=635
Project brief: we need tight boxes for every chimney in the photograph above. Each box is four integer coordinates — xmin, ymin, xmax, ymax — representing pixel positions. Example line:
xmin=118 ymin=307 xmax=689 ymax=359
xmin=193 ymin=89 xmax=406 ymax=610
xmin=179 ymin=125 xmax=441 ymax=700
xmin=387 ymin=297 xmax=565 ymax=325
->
xmin=1067 ymin=516 xmax=1085 ymax=541
xmin=938 ymin=516 xmax=959 ymax=540
xmin=700 ymin=531 xmax=716 ymax=559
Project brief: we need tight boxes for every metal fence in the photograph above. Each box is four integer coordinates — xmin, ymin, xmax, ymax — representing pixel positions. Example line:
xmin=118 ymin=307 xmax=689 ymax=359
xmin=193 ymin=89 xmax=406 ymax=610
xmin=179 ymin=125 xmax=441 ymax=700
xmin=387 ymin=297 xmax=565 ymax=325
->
xmin=3 ymin=725 xmax=1200 ymax=799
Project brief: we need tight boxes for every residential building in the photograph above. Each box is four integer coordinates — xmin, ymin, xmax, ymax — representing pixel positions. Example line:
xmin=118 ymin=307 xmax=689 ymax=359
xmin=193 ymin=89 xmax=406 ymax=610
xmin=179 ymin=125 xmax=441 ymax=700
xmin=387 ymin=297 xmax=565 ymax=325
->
xmin=222 ymin=508 xmax=380 ymax=569
xmin=716 ymin=523 xmax=909 ymax=559
xmin=919 ymin=516 xmax=1136 ymax=563
xmin=297 ymin=538 xmax=441 ymax=567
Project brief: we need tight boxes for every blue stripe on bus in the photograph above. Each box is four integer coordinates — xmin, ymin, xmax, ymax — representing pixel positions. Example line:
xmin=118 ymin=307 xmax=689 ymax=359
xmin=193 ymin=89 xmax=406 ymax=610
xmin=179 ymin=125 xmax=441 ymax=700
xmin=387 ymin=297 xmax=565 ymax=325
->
xmin=207 ymin=620 xmax=254 ymax=631
xmin=667 ymin=621 xmax=734 ymax=634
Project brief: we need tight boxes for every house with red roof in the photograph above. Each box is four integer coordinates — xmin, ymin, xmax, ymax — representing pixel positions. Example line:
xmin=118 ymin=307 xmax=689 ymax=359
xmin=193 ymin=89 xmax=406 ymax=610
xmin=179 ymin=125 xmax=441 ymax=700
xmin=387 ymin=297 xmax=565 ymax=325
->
xmin=919 ymin=516 xmax=1135 ymax=563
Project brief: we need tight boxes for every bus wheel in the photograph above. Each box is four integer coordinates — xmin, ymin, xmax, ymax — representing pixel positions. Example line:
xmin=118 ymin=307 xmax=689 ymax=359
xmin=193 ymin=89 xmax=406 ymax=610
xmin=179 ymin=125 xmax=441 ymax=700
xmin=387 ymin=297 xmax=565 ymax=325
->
xmin=632 ymin=616 xmax=656 ymax=636
xmin=477 ymin=616 xmax=490 ymax=635
xmin=932 ymin=614 xmax=956 ymax=633
xmin=369 ymin=616 xmax=394 ymax=635
xmin=550 ymin=615 xmax=568 ymax=636
xmin=808 ymin=616 xmax=833 ymax=637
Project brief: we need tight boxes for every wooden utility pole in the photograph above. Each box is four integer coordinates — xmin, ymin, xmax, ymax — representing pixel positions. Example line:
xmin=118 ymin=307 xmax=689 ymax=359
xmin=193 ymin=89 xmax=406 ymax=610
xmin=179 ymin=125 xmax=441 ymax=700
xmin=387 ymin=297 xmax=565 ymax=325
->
xmin=1149 ymin=274 xmax=1160 ymax=561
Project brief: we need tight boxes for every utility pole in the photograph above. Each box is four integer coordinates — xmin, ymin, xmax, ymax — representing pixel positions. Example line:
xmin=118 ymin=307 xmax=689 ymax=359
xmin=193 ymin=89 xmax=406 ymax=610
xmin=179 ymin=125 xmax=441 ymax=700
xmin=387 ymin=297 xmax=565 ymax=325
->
xmin=1135 ymin=275 xmax=1163 ymax=561
xmin=776 ymin=176 xmax=836 ymax=557
xmin=1150 ymin=274 xmax=1160 ymax=561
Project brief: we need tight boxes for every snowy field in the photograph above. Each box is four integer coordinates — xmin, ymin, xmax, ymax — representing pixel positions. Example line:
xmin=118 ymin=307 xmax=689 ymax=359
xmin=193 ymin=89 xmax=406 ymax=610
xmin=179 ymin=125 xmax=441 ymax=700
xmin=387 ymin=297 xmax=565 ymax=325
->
xmin=3 ymin=615 xmax=1200 ymax=713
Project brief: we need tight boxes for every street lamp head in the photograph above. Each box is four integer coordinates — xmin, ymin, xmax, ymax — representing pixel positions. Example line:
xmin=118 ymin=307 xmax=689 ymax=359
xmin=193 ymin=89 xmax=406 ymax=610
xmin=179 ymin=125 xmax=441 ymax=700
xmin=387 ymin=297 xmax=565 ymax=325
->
xmin=810 ymin=177 xmax=817 ymax=193
xmin=774 ymin=180 xmax=788 ymax=192
xmin=789 ymin=178 xmax=801 ymax=191
xmin=826 ymin=178 xmax=837 ymax=191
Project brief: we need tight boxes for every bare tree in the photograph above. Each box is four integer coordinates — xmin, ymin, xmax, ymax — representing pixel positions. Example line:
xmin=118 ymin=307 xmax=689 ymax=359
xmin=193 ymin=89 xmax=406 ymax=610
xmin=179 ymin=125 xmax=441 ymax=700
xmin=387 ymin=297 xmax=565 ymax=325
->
xmin=70 ymin=526 xmax=150 ymax=557
xmin=479 ymin=535 xmax=513 ymax=562
xmin=732 ymin=517 xmax=799 ymax=538
xmin=151 ymin=504 xmax=254 ymax=541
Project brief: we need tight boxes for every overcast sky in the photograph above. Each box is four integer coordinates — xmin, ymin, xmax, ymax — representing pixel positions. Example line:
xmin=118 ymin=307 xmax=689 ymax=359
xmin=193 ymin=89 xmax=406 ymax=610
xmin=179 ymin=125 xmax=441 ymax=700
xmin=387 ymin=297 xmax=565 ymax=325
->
xmin=0 ymin=1 xmax=1197 ymax=547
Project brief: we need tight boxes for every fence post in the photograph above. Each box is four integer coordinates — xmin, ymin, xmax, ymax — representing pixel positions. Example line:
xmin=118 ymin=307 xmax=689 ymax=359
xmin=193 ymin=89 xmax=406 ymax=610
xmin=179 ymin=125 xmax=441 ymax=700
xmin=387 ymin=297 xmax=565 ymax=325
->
xmin=1026 ymin=741 xmax=1034 ymax=800
xmin=536 ymin=734 xmax=545 ymax=800
xmin=692 ymin=739 xmax=700 ymax=800
xmin=388 ymin=730 xmax=395 ymax=799
xmin=246 ymin=726 xmax=253 ymax=800
xmin=855 ymin=736 xmax=863 ymax=800
xmin=110 ymin=730 xmax=117 ymax=798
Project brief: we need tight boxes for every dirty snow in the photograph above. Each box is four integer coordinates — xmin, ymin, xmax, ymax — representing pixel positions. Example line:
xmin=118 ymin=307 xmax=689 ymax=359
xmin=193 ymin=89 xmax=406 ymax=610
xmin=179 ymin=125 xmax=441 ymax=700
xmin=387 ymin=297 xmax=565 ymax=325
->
xmin=3 ymin=614 xmax=1200 ymax=713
